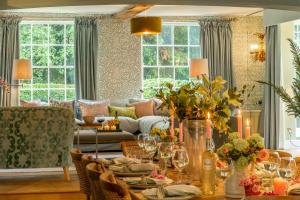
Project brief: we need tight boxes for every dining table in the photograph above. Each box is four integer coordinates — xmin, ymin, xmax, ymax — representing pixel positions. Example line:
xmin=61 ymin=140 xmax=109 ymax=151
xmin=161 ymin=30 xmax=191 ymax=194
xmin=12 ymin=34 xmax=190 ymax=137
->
xmin=120 ymin=141 xmax=299 ymax=200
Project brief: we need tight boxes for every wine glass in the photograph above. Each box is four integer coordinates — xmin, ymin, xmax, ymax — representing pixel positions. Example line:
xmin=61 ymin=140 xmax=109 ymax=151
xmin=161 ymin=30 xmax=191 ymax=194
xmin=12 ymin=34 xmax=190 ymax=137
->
xmin=278 ymin=157 xmax=297 ymax=181
xmin=172 ymin=145 xmax=189 ymax=183
xmin=137 ymin=133 xmax=148 ymax=149
xmin=143 ymin=136 xmax=157 ymax=162
xmin=261 ymin=151 xmax=281 ymax=192
xmin=216 ymin=159 xmax=231 ymax=181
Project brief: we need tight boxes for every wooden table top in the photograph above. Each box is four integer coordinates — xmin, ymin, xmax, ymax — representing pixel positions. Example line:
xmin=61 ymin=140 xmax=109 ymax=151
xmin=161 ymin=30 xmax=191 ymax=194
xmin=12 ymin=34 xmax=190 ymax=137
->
xmin=120 ymin=141 xmax=299 ymax=200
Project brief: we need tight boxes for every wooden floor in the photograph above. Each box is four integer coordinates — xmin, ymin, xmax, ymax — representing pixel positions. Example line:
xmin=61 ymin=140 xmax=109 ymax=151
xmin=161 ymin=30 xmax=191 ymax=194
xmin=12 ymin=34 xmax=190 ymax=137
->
xmin=0 ymin=170 xmax=85 ymax=200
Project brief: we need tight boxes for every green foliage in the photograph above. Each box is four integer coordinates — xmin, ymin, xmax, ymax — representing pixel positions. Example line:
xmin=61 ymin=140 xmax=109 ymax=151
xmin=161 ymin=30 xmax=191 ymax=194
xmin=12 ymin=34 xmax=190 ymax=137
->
xmin=258 ymin=39 xmax=300 ymax=117
xmin=156 ymin=75 xmax=243 ymax=133
xmin=174 ymin=26 xmax=188 ymax=45
xmin=143 ymin=47 xmax=157 ymax=65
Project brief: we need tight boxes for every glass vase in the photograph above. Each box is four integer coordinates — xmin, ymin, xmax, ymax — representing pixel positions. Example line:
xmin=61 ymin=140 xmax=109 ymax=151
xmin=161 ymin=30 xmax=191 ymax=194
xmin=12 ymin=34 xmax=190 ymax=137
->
xmin=225 ymin=162 xmax=247 ymax=198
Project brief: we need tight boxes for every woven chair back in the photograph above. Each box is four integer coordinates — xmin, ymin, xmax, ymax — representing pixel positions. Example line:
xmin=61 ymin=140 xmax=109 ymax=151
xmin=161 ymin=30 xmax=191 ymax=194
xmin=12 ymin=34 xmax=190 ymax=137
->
xmin=86 ymin=162 xmax=106 ymax=200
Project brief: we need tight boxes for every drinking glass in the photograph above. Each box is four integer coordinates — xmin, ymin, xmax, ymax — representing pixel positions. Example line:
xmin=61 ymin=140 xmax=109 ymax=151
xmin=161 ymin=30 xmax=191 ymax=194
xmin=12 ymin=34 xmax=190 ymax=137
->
xmin=158 ymin=142 xmax=173 ymax=175
xmin=216 ymin=160 xmax=231 ymax=181
xmin=137 ymin=133 xmax=148 ymax=149
xmin=172 ymin=145 xmax=189 ymax=183
xmin=144 ymin=136 xmax=157 ymax=162
xmin=261 ymin=151 xmax=280 ymax=192
xmin=278 ymin=157 xmax=297 ymax=181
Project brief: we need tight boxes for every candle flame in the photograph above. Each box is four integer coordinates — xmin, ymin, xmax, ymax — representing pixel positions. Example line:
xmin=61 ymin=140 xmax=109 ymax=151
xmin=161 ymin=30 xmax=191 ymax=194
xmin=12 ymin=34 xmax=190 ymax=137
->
xmin=246 ymin=119 xmax=249 ymax=126
xmin=207 ymin=112 xmax=210 ymax=119
xmin=238 ymin=109 xmax=241 ymax=115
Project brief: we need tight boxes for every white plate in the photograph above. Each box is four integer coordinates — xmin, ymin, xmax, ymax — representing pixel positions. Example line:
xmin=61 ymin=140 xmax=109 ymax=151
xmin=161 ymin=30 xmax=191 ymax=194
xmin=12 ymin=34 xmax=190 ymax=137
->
xmin=143 ymin=194 xmax=195 ymax=200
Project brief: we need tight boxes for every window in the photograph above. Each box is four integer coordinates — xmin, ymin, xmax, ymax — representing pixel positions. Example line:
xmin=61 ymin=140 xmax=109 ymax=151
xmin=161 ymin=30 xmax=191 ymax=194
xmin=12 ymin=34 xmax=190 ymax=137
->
xmin=142 ymin=23 xmax=200 ymax=98
xmin=19 ymin=21 xmax=75 ymax=102
xmin=294 ymin=21 xmax=300 ymax=137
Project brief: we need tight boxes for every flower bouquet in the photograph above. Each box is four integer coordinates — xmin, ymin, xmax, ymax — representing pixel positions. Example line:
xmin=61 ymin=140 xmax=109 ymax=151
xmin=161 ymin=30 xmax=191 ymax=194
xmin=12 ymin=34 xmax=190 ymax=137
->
xmin=150 ymin=127 xmax=179 ymax=143
xmin=240 ymin=175 xmax=262 ymax=196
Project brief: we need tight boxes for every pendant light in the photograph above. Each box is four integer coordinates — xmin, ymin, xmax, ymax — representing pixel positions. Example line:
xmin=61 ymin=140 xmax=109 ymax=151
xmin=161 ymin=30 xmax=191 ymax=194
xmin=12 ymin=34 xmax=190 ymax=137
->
xmin=131 ymin=16 xmax=162 ymax=36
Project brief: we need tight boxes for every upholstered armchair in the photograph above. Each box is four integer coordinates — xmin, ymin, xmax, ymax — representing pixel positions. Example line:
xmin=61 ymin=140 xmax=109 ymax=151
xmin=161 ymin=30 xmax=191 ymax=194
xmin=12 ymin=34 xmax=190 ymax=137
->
xmin=0 ymin=107 xmax=75 ymax=180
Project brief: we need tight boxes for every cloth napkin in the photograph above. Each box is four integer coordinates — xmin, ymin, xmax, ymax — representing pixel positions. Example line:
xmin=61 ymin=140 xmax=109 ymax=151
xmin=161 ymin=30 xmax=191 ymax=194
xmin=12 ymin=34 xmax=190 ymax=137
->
xmin=96 ymin=158 xmax=112 ymax=165
xmin=142 ymin=184 xmax=201 ymax=197
xmin=123 ymin=177 xmax=173 ymax=185
xmin=288 ymin=183 xmax=300 ymax=195
xmin=113 ymin=157 xmax=134 ymax=165
xmin=128 ymin=163 xmax=155 ymax=172
xmin=109 ymin=165 xmax=130 ymax=173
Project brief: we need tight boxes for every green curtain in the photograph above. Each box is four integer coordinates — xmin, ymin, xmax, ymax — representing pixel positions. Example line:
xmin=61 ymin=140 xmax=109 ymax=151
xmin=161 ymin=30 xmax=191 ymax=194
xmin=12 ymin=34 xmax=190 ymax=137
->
xmin=259 ymin=25 xmax=281 ymax=149
xmin=75 ymin=17 xmax=98 ymax=100
xmin=200 ymin=19 xmax=234 ymax=88
xmin=0 ymin=17 xmax=20 ymax=107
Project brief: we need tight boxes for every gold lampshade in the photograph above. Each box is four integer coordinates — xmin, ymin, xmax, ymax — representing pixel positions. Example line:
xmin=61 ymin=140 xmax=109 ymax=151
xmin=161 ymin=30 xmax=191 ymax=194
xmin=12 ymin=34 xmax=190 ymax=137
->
xmin=190 ymin=59 xmax=209 ymax=77
xmin=131 ymin=16 xmax=162 ymax=36
xmin=12 ymin=59 xmax=32 ymax=80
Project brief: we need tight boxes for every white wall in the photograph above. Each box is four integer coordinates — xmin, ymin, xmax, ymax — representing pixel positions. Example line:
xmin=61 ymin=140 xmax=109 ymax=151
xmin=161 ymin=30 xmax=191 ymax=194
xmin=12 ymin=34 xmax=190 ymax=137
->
xmin=264 ymin=9 xmax=300 ymax=26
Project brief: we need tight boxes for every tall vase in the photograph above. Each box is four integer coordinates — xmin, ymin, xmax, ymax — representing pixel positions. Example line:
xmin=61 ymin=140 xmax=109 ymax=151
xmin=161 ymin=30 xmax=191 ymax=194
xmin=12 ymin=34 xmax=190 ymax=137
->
xmin=183 ymin=119 xmax=206 ymax=181
xmin=225 ymin=162 xmax=247 ymax=198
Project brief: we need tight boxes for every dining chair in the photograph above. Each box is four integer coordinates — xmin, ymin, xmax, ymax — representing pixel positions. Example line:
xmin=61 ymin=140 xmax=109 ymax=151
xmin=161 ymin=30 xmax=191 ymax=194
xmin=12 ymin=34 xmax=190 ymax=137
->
xmin=100 ymin=171 xmax=142 ymax=200
xmin=70 ymin=148 xmax=93 ymax=200
xmin=86 ymin=162 xmax=106 ymax=200
xmin=295 ymin=157 xmax=300 ymax=178
xmin=275 ymin=150 xmax=293 ymax=158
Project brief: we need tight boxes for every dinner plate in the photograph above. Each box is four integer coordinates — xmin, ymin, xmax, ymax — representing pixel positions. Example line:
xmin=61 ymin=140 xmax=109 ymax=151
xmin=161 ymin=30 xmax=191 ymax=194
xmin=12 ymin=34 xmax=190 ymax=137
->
xmin=113 ymin=171 xmax=151 ymax=177
xmin=128 ymin=183 xmax=157 ymax=189
xmin=143 ymin=194 xmax=195 ymax=200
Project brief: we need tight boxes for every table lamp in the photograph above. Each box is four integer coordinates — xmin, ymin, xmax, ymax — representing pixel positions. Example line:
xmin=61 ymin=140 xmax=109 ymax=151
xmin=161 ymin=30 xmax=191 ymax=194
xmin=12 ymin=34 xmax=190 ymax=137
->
xmin=190 ymin=59 xmax=209 ymax=78
xmin=12 ymin=59 xmax=32 ymax=82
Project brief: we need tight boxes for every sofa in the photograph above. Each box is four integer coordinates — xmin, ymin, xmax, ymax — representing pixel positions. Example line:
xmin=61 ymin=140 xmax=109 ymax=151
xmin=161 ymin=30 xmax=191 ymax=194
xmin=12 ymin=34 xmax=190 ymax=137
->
xmin=0 ymin=107 xmax=75 ymax=180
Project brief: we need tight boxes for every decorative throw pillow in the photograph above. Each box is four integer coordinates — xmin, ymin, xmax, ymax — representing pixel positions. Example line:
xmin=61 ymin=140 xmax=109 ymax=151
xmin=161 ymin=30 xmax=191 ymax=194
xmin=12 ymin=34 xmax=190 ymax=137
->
xmin=79 ymin=99 xmax=110 ymax=117
xmin=150 ymin=98 xmax=170 ymax=116
xmin=127 ymin=100 xmax=154 ymax=118
xmin=20 ymin=99 xmax=42 ymax=107
xmin=108 ymin=106 xmax=137 ymax=119
xmin=49 ymin=98 xmax=74 ymax=113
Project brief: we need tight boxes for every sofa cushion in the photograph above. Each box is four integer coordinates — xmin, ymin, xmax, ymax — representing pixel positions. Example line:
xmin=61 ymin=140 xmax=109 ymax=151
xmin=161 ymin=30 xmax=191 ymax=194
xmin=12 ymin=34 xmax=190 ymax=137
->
xmin=79 ymin=99 xmax=110 ymax=117
xmin=108 ymin=106 xmax=137 ymax=119
xmin=20 ymin=99 xmax=42 ymax=107
xmin=128 ymin=98 xmax=169 ymax=116
xmin=138 ymin=116 xmax=169 ymax=134
xmin=128 ymin=100 xmax=154 ymax=118
xmin=49 ymin=98 xmax=74 ymax=113
xmin=74 ymin=129 xmax=135 ymax=144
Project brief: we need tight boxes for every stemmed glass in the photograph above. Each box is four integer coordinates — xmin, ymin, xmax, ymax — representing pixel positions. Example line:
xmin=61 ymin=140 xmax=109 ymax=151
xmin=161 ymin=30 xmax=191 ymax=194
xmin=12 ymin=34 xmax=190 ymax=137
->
xmin=158 ymin=142 xmax=174 ymax=175
xmin=172 ymin=145 xmax=189 ymax=183
xmin=261 ymin=151 xmax=281 ymax=192
xmin=216 ymin=159 xmax=231 ymax=181
xmin=143 ymin=136 xmax=157 ymax=162
xmin=138 ymin=133 xmax=148 ymax=149
xmin=278 ymin=157 xmax=297 ymax=181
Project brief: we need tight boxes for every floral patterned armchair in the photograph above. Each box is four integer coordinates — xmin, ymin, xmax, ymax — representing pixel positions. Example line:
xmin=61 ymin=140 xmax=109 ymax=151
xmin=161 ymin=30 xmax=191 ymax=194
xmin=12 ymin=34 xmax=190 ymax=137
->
xmin=0 ymin=107 xmax=75 ymax=179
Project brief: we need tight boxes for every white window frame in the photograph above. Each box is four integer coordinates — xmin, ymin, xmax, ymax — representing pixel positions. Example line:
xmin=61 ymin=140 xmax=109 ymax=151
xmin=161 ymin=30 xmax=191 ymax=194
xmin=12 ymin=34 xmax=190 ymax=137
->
xmin=19 ymin=20 xmax=75 ymax=103
xmin=141 ymin=22 xmax=200 ymax=98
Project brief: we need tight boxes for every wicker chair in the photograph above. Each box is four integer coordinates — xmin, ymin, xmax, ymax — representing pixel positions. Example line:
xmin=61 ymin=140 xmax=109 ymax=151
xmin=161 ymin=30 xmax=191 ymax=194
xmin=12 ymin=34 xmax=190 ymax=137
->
xmin=100 ymin=171 xmax=143 ymax=200
xmin=295 ymin=157 xmax=300 ymax=178
xmin=86 ymin=162 xmax=106 ymax=200
xmin=275 ymin=150 xmax=293 ymax=158
xmin=70 ymin=148 xmax=93 ymax=200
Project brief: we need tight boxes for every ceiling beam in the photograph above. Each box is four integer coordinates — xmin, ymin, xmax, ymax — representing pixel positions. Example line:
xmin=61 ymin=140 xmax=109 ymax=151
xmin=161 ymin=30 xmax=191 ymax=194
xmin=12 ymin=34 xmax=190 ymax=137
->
xmin=1 ymin=0 xmax=300 ymax=11
xmin=112 ymin=4 xmax=153 ymax=20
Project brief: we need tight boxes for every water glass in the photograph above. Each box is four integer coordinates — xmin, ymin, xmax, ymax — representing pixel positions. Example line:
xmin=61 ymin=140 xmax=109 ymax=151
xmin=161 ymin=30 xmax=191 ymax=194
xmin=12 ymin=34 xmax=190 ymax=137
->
xmin=172 ymin=145 xmax=189 ymax=183
xmin=137 ymin=133 xmax=148 ymax=149
xmin=278 ymin=157 xmax=296 ymax=181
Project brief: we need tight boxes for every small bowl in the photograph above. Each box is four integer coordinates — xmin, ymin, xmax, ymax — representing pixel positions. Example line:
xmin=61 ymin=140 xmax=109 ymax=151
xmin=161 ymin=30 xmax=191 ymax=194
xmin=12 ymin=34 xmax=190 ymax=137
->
xmin=83 ymin=116 xmax=95 ymax=125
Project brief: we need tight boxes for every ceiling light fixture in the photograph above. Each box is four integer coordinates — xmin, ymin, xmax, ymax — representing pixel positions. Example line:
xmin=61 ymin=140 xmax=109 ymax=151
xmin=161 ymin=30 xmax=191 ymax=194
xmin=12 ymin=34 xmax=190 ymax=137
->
xmin=131 ymin=16 xmax=162 ymax=36
xmin=250 ymin=33 xmax=265 ymax=63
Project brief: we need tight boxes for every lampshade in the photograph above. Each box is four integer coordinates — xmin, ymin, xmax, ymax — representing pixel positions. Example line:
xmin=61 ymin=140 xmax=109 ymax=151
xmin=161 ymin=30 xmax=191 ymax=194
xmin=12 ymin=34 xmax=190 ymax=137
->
xmin=131 ymin=16 xmax=162 ymax=36
xmin=13 ymin=59 xmax=32 ymax=80
xmin=190 ymin=59 xmax=209 ymax=77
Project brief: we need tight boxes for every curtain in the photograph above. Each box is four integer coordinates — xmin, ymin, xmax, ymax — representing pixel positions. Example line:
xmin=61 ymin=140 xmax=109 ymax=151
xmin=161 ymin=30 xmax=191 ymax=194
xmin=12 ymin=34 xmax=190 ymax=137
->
xmin=0 ymin=17 xmax=20 ymax=107
xmin=200 ymin=19 xmax=234 ymax=88
xmin=75 ymin=17 xmax=98 ymax=100
xmin=260 ymin=25 xmax=281 ymax=149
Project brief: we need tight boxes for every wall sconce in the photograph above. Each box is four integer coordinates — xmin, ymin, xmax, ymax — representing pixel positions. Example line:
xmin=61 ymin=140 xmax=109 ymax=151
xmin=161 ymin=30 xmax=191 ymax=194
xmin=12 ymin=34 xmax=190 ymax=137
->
xmin=250 ymin=33 xmax=265 ymax=62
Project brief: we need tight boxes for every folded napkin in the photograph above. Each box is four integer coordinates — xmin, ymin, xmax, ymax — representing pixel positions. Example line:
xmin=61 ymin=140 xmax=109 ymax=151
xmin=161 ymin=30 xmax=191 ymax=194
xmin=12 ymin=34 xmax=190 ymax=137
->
xmin=96 ymin=158 xmax=112 ymax=165
xmin=128 ymin=163 xmax=155 ymax=172
xmin=113 ymin=157 xmax=134 ymax=165
xmin=288 ymin=183 xmax=300 ymax=195
xmin=142 ymin=184 xmax=201 ymax=197
xmin=124 ymin=177 xmax=173 ymax=185
xmin=109 ymin=165 xmax=130 ymax=173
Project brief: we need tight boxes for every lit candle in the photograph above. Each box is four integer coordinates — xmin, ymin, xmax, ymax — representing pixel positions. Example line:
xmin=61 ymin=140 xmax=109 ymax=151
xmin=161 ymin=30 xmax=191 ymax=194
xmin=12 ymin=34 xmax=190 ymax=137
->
xmin=179 ymin=122 xmax=183 ymax=144
xmin=237 ymin=109 xmax=243 ymax=138
xmin=245 ymin=119 xmax=251 ymax=139
xmin=206 ymin=112 xmax=212 ymax=139
xmin=170 ymin=108 xmax=175 ymax=138
xmin=274 ymin=177 xmax=288 ymax=196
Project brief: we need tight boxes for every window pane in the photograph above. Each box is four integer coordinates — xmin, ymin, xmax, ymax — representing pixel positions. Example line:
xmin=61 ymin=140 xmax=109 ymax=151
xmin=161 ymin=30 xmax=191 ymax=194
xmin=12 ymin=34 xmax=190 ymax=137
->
xmin=66 ymin=46 xmax=74 ymax=66
xmin=190 ymin=47 xmax=200 ymax=59
xmin=32 ymin=46 xmax=48 ymax=66
xmin=159 ymin=67 xmax=174 ymax=85
xmin=66 ymin=89 xmax=75 ymax=100
xmin=50 ymin=90 xmax=65 ymax=100
xmin=66 ymin=24 xmax=74 ymax=44
xmin=20 ymin=24 xmax=31 ymax=44
xmin=159 ymin=47 xmax=173 ymax=66
xmin=158 ymin=25 xmax=172 ymax=45
xmin=32 ymin=24 xmax=48 ymax=44
xmin=174 ymin=47 xmax=188 ymax=66
xmin=33 ymin=68 xmax=48 ymax=88
xmin=22 ymin=80 xmax=31 ymax=89
xmin=143 ymin=46 xmax=157 ymax=66
xmin=50 ymin=46 xmax=64 ymax=66
xmin=66 ymin=68 xmax=75 ymax=88
xmin=189 ymin=26 xmax=200 ymax=45
xmin=174 ymin=26 xmax=188 ymax=45
xmin=50 ymin=68 xmax=65 ymax=88
xmin=143 ymin=88 xmax=157 ymax=99
xmin=20 ymin=90 xmax=31 ymax=101
xmin=20 ymin=46 xmax=31 ymax=60
xmin=50 ymin=24 xmax=64 ymax=44
xmin=143 ymin=35 xmax=157 ymax=44
xmin=144 ymin=67 xmax=158 ymax=88
xmin=33 ymin=90 xmax=48 ymax=102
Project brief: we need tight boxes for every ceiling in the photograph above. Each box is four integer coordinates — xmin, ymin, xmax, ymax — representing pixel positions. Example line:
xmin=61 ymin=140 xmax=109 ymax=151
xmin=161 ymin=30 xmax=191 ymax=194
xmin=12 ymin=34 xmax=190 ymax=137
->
xmin=1 ymin=0 xmax=300 ymax=11
xmin=2 ymin=5 xmax=263 ymax=16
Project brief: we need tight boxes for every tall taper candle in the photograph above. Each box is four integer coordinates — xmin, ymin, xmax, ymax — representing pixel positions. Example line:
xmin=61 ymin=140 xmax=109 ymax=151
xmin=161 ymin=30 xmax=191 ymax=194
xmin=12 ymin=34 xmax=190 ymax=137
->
xmin=237 ymin=109 xmax=243 ymax=138
xmin=245 ymin=119 xmax=251 ymax=139
xmin=206 ymin=112 xmax=212 ymax=139
xmin=170 ymin=109 xmax=174 ymax=138
xmin=179 ymin=122 xmax=183 ymax=144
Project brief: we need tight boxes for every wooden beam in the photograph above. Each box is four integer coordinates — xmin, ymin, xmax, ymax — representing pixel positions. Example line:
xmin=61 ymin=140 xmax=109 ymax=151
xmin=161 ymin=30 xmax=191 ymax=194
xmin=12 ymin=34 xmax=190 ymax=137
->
xmin=112 ymin=4 xmax=154 ymax=20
